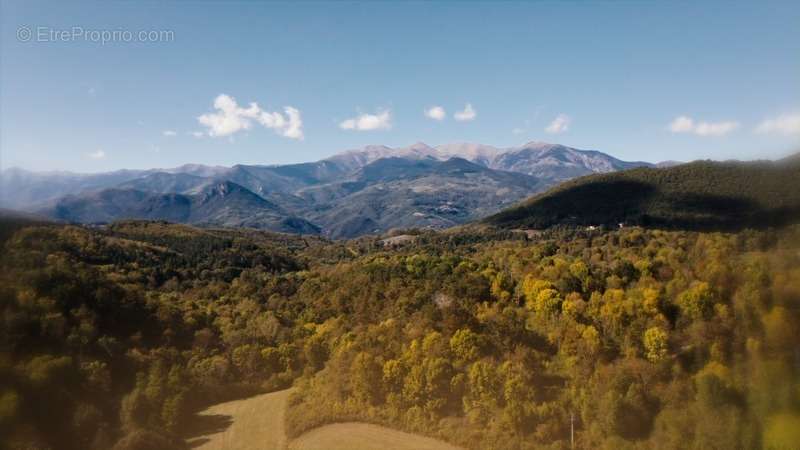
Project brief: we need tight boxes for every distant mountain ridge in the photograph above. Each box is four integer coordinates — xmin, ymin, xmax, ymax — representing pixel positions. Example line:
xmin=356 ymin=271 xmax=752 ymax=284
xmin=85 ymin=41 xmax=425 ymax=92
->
xmin=321 ymin=141 xmax=655 ymax=185
xmin=1 ymin=141 xmax=664 ymax=237
xmin=489 ymin=142 xmax=652 ymax=183
xmin=298 ymin=157 xmax=542 ymax=238
xmin=42 ymin=180 xmax=319 ymax=234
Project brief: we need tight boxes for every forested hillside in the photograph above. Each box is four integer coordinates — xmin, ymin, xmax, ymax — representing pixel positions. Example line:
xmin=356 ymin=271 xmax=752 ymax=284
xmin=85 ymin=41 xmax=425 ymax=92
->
xmin=485 ymin=160 xmax=800 ymax=231
xmin=1 ymin=220 xmax=799 ymax=449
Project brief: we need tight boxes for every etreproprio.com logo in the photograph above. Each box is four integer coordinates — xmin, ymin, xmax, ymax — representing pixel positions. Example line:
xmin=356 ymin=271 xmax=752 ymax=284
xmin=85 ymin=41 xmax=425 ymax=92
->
xmin=16 ymin=26 xmax=174 ymax=44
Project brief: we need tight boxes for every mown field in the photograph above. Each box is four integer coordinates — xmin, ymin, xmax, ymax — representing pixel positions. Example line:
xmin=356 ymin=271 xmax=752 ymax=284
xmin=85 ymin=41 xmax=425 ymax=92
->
xmin=186 ymin=389 xmax=292 ymax=450
xmin=289 ymin=422 xmax=463 ymax=450
xmin=183 ymin=388 xmax=462 ymax=450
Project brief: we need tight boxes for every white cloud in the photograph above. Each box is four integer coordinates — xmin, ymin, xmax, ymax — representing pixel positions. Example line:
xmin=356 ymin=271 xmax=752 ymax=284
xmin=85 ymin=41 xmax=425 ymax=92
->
xmin=668 ymin=115 xmax=739 ymax=137
xmin=694 ymin=121 xmax=739 ymax=136
xmin=339 ymin=110 xmax=392 ymax=131
xmin=668 ymin=116 xmax=695 ymax=133
xmin=755 ymin=113 xmax=800 ymax=135
xmin=189 ymin=131 xmax=205 ymax=138
xmin=281 ymin=107 xmax=304 ymax=139
xmin=545 ymin=114 xmax=570 ymax=134
xmin=512 ymin=127 xmax=526 ymax=135
xmin=87 ymin=150 xmax=106 ymax=159
xmin=162 ymin=130 xmax=177 ymax=137
xmin=454 ymin=103 xmax=477 ymax=121
xmin=425 ymin=106 xmax=446 ymax=121
xmin=197 ymin=94 xmax=304 ymax=140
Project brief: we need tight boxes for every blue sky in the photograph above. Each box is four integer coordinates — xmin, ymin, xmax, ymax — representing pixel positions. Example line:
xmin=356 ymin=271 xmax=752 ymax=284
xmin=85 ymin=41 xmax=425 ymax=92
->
xmin=1 ymin=0 xmax=799 ymax=172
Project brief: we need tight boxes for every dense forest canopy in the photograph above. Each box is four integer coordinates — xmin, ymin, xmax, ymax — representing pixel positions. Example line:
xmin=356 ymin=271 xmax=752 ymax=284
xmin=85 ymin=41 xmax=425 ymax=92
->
xmin=1 ymin=219 xmax=799 ymax=449
xmin=484 ymin=159 xmax=800 ymax=231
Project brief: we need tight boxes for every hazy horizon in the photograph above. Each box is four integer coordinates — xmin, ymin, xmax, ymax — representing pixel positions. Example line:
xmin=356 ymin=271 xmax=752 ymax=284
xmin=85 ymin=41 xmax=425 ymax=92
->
xmin=3 ymin=138 xmax=798 ymax=175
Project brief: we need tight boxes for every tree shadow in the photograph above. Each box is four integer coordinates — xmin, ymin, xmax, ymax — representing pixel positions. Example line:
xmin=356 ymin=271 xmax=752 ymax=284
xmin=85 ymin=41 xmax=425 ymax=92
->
xmin=643 ymin=191 xmax=800 ymax=231
xmin=489 ymin=180 xmax=657 ymax=228
xmin=181 ymin=413 xmax=233 ymax=448
xmin=186 ymin=437 xmax=211 ymax=448
xmin=488 ymin=178 xmax=800 ymax=232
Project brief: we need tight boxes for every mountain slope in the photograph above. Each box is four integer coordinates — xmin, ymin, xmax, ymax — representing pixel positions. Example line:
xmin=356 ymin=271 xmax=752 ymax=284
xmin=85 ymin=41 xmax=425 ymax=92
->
xmin=116 ymin=172 xmax=210 ymax=194
xmin=324 ymin=143 xmax=439 ymax=172
xmin=223 ymin=161 xmax=351 ymax=196
xmin=0 ymin=165 xmax=232 ymax=210
xmin=489 ymin=142 xmax=652 ymax=184
xmin=484 ymin=160 xmax=800 ymax=231
xmin=46 ymin=189 xmax=193 ymax=223
xmin=435 ymin=143 xmax=501 ymax=167
xmin=323 ymin=141 xmax=651 ymax=182
xmin=187 ymin=181 xmax=318 ymax=232
xmin=301 ymin=157 xmax=544 ymax=238
xmin=0 ymin=167 xmax=149 ymax=210
xmin=41 ymin=181 xmax=320 ymax=234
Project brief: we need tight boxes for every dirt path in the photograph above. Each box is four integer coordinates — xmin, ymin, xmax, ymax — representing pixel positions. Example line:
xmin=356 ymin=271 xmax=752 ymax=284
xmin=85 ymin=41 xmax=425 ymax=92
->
xmin=288 ymin=422 xmax=464 ymax=450
xmin=186 ymin=388 xmax=293 ymax=450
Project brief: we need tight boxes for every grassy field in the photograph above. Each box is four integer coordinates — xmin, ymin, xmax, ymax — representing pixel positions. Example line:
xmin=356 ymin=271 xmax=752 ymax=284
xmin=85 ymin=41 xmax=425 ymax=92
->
xmin=186 ymin=388 xmax=293 ymax=450
xmin=288 ymin=422 xmax=464 ymax=450
xmin=184 ymin=389 xmax=463 ymax=450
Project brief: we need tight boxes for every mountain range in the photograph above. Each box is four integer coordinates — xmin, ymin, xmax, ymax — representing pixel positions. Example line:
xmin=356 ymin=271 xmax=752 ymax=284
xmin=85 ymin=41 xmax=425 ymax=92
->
xmin=1 ymin=141 xmax=662 ymax=238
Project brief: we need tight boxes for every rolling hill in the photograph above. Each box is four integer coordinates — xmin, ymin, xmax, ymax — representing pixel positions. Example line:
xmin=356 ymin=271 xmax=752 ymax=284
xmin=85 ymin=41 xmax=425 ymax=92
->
xmin=484 ymin=159 xmax=800 ymax=231
xmin=42 ymin=181 xmax=319 ymax=234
